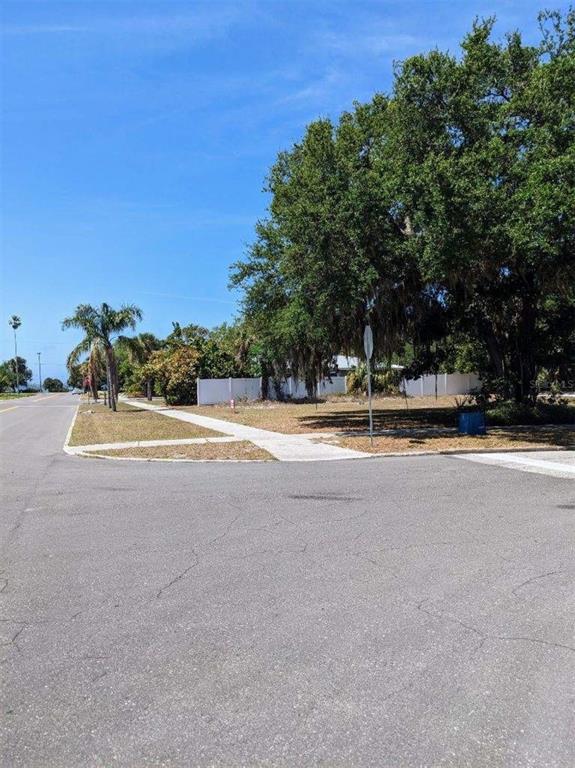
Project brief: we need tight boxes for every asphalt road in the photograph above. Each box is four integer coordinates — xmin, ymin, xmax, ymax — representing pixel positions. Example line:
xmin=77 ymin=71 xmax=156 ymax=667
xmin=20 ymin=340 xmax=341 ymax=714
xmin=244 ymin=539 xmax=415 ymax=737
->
xmin=1 ymin=394 xmax=574 ymax=767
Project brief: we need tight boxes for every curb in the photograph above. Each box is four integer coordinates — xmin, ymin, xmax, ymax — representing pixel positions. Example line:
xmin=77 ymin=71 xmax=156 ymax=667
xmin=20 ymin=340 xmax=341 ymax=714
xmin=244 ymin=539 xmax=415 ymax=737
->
xmin=62 ymin=402 xmax=80 ymax=455
xmin=64 ymin=398 xmax=573 ymax=464
xmin=75 ymin=451 xmax=276 ymax=464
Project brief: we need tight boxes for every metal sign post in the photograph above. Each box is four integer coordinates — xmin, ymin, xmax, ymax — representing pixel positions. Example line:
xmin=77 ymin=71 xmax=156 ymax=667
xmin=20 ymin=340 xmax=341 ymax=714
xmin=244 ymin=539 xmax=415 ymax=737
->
xmin=364 ymin=325 xmax=374 ymax=445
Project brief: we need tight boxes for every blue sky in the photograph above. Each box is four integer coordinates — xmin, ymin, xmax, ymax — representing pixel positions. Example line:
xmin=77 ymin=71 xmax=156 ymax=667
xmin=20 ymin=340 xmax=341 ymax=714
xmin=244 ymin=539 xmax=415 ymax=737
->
xmin=0 ymin=0 xmax=564 ymax=384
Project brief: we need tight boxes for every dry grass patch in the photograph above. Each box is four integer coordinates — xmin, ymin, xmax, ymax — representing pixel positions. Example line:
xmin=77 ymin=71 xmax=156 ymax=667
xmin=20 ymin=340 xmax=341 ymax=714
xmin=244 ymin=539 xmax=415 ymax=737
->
xmin=86 ymin=440 xmax=274 ymax=461
xmin=69 ymin=401 xmax=223 ymax=446
xmin=125 ymin=397 xmax=168 ymax=408
xmin=177 ymin=396 xmax=462 ymax=434
xmin=320 ymin=426 xmax=575 ymax=454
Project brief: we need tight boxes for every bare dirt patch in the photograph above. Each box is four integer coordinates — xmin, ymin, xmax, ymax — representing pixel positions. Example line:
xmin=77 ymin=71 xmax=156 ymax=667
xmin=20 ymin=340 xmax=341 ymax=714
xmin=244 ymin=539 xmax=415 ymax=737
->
xmin=69 ymin=401 xmax=223 ymax=446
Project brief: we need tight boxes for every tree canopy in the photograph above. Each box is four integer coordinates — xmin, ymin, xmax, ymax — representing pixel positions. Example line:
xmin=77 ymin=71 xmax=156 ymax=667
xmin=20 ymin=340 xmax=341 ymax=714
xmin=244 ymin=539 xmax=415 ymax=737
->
xmin=43 ymin=377 xmax=66 ymax=392
xmin=232 ymin=9 xmax=575 ymax=402
xmin=0 ymin=357 xmax=32 ymax=392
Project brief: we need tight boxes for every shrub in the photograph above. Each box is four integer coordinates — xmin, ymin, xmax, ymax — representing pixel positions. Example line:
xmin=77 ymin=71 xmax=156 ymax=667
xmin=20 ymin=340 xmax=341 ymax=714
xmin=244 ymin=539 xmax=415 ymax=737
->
xmin=346 ymin=365 xmax=402 ymax=396
xmin=142 ymin=347 xmax=200 ymax=405
xmin=125 ymin=383 xmax=145 ymax=398
xmin=486 ymin=399 xmax=575 ymax=426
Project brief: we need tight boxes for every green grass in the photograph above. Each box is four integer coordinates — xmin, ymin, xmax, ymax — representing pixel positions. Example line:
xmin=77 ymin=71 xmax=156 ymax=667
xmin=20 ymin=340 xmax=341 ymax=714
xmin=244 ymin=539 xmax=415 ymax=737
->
xmin=0 ymin=392 xmax=37 ymax=400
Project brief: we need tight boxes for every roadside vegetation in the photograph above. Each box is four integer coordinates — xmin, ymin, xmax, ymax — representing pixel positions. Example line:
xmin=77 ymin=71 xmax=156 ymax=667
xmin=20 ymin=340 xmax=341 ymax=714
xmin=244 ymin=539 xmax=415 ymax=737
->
xmin=42 ymin=377 xmax=66 ymax=392
xmin=230 ymin=10 xmax=575 ymax=409
xmin=68 ymin=400 xmax=223 ymax=446
xmin=63 ymin=303 xmax=143 ymax=412
xmin=0 ymin=391 xmax=36 ymax=400
xmin=0 ymin=356 xmax=33 ymax=392
xmin=85 ymin=441 xmax=274 ymax=461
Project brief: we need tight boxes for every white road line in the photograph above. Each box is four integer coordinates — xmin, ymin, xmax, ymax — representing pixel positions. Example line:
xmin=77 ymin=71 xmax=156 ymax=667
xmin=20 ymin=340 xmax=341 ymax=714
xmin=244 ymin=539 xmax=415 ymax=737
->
xmin=457 ymin=451 xmax=575 ymax=479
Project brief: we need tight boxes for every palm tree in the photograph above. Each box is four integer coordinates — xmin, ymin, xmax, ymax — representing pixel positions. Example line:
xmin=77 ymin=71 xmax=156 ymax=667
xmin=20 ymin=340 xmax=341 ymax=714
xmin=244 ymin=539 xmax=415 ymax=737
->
xmin=63 ymin=303 xmax=142 ymax=411
xmin=116 ymin=332 xmax=162 ymax=400
xmin=68 ymin=342 xmax=105 ymax=401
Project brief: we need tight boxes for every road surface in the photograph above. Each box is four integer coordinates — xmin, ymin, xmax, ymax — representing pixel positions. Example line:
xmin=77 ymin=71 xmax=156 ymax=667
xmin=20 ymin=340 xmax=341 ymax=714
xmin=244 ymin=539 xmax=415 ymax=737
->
xmin=1 ymin=394 xmax=573 ymax=767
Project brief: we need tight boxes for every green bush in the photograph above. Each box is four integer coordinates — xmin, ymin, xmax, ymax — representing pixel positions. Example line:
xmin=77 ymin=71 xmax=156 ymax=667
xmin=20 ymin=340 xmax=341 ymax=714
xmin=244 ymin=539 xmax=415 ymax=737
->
xmin=142 ymin=347 xmax=200 ymax=405
xmin=43 ymin=377 xmax=66 ymax=392
xmin=346 ymin=365 xmax=402 ymax=396
xmin=125 ymin=383 xmax=145 ymax=398
xmin=486 ymin=400 xmax=575 ymax=426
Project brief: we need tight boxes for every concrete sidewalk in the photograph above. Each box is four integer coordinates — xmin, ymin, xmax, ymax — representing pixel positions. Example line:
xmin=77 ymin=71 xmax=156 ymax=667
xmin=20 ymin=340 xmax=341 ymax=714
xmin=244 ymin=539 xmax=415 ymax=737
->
xmin=65 ymin=435 xmax=241 ymax=455
xmin=124 ymin=399 xmax=370 ymax=462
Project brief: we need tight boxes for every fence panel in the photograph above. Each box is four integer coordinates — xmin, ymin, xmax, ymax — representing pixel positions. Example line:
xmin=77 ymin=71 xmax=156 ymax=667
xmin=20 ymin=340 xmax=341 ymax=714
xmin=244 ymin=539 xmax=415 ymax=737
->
xmin=318 ymin=376 xmax=347 ymax=396
xmin=197 ymin=378 xmax=232 ymax=405
xmin=198 ymin=375 xmax=347 ymax=404
xmin=401 ymin=372 xmax=480 ymax=397
xmin=231 ymin=378 xmax=261 ymax=401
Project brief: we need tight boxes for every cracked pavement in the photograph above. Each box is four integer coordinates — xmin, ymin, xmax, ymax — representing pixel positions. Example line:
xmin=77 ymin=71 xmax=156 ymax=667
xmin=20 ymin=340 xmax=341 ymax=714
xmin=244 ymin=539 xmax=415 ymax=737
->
xmin=1 ymin=394 xmax=574 ymax=767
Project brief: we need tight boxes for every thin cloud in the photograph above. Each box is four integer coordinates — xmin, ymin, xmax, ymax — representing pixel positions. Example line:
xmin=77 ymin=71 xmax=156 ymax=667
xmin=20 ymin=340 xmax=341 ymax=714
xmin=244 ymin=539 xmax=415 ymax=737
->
xmin=310 ymin=16 xmax=425 ymax=59
xmin=2 ymin=4 xmax=248 ymax=42
xmin=315 ymin=27 xmax=422 ymax=57
xmin=274 ymin=69 xmax=347 ymax=108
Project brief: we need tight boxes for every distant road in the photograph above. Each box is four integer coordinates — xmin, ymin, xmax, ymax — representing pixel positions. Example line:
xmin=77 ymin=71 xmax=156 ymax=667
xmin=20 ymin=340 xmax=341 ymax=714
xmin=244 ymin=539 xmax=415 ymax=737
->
xmin=1 ymin=393 xmax=573 ymax=767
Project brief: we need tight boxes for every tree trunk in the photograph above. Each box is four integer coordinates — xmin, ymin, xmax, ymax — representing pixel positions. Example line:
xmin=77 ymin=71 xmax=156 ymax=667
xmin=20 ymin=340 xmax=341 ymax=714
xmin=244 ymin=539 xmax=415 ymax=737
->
xmin=511 ymin=296 xmax=538 ymax=404
xmin=90 ymin=375 xmax=98 ymax=402
xmin=105 ymin=348 xmax=117 ymax=412
xmin=146 ymin=379 xmax=153 ymax=401
xmin=105 ymin=367 xmax=111 ymax=408
xmin=108 ymin=368 xmax=114 ymax=410
xmin=261 ymin=360 xmax=272 ymax=400
xmin=109 ymin=352 xmax=118 ymax=407
xmin=477 ymin=317 xmax=510 ymax=399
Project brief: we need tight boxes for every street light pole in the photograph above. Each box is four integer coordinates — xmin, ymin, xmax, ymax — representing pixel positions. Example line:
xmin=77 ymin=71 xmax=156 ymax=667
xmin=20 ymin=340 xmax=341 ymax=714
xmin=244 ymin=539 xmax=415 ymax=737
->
xmin=8 ymin=316 xmax=21 ymax=393
xmin=37 ymin=352 xmax=42 ymax=391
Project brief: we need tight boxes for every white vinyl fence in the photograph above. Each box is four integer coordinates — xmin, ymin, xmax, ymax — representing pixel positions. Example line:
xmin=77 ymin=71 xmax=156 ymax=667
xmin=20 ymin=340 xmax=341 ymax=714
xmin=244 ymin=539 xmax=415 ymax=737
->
xmin=196 ymin=376 xmax=347 ymax=405
xmin=196 ymin=372 xmax=479 ymax=405
xmin=196 ymin=377 xmax=261 ymax=406
xmin=400 ymin=372 xmax=481 ymax=397
xmin=269 ymin=376 xmax=347 ymax=400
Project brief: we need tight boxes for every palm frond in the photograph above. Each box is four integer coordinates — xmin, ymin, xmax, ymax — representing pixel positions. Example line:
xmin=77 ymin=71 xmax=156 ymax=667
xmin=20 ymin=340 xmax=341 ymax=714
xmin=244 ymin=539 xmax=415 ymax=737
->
xmin=107 ymin=304 xmax=143 ymax=334
xmin=66 ymin=338 xmax=92 ymax=370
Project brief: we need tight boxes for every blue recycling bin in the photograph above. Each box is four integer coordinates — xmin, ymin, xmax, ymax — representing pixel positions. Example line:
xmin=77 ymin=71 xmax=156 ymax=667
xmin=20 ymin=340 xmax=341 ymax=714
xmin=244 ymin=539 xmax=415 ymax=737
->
xmin=458 ymin=410 xmax=486 ymax=436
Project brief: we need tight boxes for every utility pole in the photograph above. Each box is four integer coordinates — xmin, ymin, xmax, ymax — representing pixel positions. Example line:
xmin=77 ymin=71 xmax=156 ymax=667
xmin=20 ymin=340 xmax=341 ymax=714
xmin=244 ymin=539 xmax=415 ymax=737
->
xmin=9 ymin=316 xmax=21 ymax=393
xmin=37 ymin=352 xmax=42 ymax=391
xmin=364 ymin=325 xmax=374 ymax=445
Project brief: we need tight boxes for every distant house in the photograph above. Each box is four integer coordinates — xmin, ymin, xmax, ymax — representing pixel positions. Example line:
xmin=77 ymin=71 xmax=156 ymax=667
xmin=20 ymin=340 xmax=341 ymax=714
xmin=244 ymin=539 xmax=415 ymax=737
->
xmin=332 ymin=355 xmax=359 ymax=374
xmin=331 ymin=355 xmax=405 ymax=375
